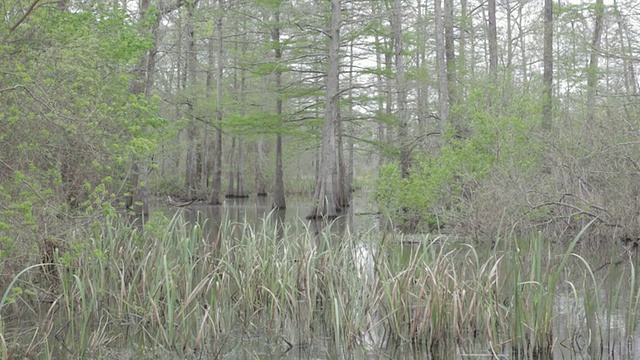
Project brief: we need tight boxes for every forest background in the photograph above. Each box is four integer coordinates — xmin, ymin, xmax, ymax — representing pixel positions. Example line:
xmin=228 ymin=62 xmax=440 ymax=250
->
xmin=1 ymin=0 xmax=639 ymax=282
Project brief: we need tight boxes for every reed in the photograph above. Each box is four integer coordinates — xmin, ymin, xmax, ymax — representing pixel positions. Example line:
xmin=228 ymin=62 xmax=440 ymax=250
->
xmin=0 ymin=214 xmax=636 ymax=358
xmin=282 ymin=176 xmax=316 ymax=196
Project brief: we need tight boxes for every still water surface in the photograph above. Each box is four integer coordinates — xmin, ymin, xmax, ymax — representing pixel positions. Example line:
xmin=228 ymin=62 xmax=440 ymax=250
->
xmin=166 ymin=194 xmax=381 ymax=241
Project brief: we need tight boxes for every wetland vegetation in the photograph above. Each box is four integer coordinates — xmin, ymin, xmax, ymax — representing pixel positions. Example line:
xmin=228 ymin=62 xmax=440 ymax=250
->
xmin=3 ymin=0 xmax=640 ymax=358
xmin=4 ymin=209 xmax=640 ymax=359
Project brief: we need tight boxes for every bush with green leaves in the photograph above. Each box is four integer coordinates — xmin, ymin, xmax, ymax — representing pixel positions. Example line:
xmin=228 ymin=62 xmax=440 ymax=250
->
xmin=376 ymin=82 xmax=542 ymax=233
xmin=0 ymin=5 xmax=164 ymax=284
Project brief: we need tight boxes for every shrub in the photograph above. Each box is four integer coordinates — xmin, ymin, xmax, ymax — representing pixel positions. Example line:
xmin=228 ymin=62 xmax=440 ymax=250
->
xmin=375 ymin=81 xmax=541 ymax=234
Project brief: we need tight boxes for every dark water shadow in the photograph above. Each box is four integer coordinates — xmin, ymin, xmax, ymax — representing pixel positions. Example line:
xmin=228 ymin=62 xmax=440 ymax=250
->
xmin=152 ymin=195 xmax=377 ymax=244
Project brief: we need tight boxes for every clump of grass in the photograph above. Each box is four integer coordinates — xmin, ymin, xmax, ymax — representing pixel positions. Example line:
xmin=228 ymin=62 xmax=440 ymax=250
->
xmin=374 ymin=235 xmax=509 ymax=350
xmin=282 ymin=176 xmax=316 ymax=196
xmin=0 ymin=214 xmax=637 ymax=358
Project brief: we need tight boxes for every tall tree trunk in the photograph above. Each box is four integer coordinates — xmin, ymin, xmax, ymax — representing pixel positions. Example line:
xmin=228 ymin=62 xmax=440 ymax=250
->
xmin=201 ymin=124 xmax=209 ymax=192
xmin=488 ymin=0 xmax=498 ymax=79
xmin=542 ymin=0 xmax=553 ymax=129
xmin=236 ymin=138 xmax=247 ymax=197
xmin=336 ymin=104 xmax=347 ymax=207
xmin=255 ymin=23 xmax=271 ymax=197
xmin=459 ymin=0 xmax=467 ymax=92
xmin=348 ymin=137 xmax=354 ymax=193
xmin=392 ymin=0 xmax=409 ymax=178
xmin=554 ymin=2 xmax=561 ymax=101
xmin=505 ymin=0 xmax=513 ymax=72
xmin=604 ymin=28 xmax=610 ymax=91
xmin=272 ymin=10 xmax=286 ymax=209
xmin=518 ymin=3 xmax=527 ymax=88
xmin=384 ymin=39 xmax=394 ymax=149
xmin=209 ymin=0 xmax=224 ymax=205
xmin=444 ymin=0 xmax=456 ymax=108
xmin=308 ymin=0 xmax=341 ymax=219
xmin=435 ymin=0 xmax=449 ymax=132
xmin=625 ymin=27 xmax=637 ymax=95
xmin=615 ymin=11 xmax=628 ymax=94
xmin=469 ymin=2 xmax=476 ymax=78
xmin=315 ymin=129 xmax=321 ymax=180
xmin=204 ymin=13 xmax=216 ymax=191
xmin=586 ymin=0 xmax=604 ymax=122
xmin=336 ymin=37 xmax=350 ymax=208
xmin=195 ymin=142 xmax=202 ymax=188
xmin=336 ymin=41 xmax=347 ymax=207
xmin=347 ymin=41 xmax=355 ymax=193
xmin=614 ymin=0 xmax=636 ymax=95
xmin=256 ymin=138 xmax=267 ymax=195
xmin=274 ymin=134 xmax=285 ymax=208
xmin=374 ymin=34 xmax=385 ymax=167
xmin=185 ymin=1 xmax=197 ymax=200
xmin=226 ymin=44 xmax=239 ymax=198
xmin=416 ymin=0 xmax=429 ymax=141
xmin=172 ymin=11 xmax=183 ymax=183
xmin=482 ymin=6 xmax=489 ymax=72
xmin=226 ymin=137 xmax=236 ymax=197
xmin=236 ymin=55 xmax=248 ymax=198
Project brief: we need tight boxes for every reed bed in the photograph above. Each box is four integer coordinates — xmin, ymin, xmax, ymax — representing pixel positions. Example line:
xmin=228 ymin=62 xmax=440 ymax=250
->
xmin=0 ymin=214 xmax=639 ymax=358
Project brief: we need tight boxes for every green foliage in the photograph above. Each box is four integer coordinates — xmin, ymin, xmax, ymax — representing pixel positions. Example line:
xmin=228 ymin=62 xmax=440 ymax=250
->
xmin=251 ymin=62 xmax=291 ymax=76
xmin=225 ymin=111 xmax=288 ymax=135
xmin=376 ymin=83 xmax=542 ymax=231
xmin=251 ymin=0 xmax=284 ymax=8
xmin=0 ymin=3 xmax=164 ymax=286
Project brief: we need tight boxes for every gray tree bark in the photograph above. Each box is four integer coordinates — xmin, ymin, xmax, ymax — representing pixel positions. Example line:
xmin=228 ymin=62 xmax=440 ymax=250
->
xmin=435 ymin=0 xmax=449 ymax=132
xmin=185 ymin=1 xmax=197 ymax=199
xmin=375 ymin=33 xmax=385 ymax=168
xmin=203 ymin=12 xmax=216 ymax=191
xmin=392 ymin=0 xmax=409 ymax=178
xmin=459 ymin=0 xmax=467 ymax=81
xmin=518 ymin=3 xmax=527 ymax=86
xmin=226 ymin=137 xmax=236 ymax=197
xmin=416 ymin=0 xmax=429 ymax=142
xmin=236 ymin=60 xmax=248 ymax=198
xmin=505 ymin=0 xmax=513 ymax=71
xmin=542 ymin=0 xmax=553 ymax=129
xmin=336 ymin=90 xmax=347 ymax=207
xmin=236 ymin=138 xmax=247 ymax=197
xmin=385 ymin=40 xmax=393 ymax=147
xmin=613 ymin=0 xmax=636 ymax=95
xmin=488 ymin=0 xmax=498 ymax=78
xmin=308 ymin=0 xmax=341 ymax=219
xmin=469 ymin=1 xmax=476 ymax=78
xmin=586 ymin=0 xmax=604 ymax=122
xmin=444 ymin=0 xmax=456 ymax=107
xmin=256 ymin=138 xmax=267 ymax=195
xmin=272 ymin=9 xmax=286 ymax=209
xmin=209 ymin=0 xmax=224 ymax=205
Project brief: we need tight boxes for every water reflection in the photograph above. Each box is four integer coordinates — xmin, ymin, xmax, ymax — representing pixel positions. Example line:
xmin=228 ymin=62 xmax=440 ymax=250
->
xmin=156 ymin=195 xmax=370 ymax=242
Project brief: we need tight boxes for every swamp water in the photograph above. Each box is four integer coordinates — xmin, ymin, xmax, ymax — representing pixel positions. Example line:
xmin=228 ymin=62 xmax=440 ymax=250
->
xmin=3 ymin=195 xmax=640 ymax=359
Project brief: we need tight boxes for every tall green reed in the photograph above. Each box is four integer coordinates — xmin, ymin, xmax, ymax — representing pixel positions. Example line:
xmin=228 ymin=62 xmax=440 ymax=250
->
xmin=2 ymin=212 xmax=635 ymax=359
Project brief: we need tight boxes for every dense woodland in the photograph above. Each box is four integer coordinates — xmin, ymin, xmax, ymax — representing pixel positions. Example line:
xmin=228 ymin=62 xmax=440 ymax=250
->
xmin=2 ymin=0 xmax=640 ymax=271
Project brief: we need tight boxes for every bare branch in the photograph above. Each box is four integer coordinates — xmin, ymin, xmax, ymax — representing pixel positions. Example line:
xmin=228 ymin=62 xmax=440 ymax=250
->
xmin=4 ymin=0 xmax=43 ymax=42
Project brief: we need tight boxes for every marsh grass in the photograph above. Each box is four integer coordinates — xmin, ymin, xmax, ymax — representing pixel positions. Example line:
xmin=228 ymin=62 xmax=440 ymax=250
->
xmin=1 ymin=214 xmax=639 ymax=358
xmin=283 ymin=176 xmax=317 ymax=196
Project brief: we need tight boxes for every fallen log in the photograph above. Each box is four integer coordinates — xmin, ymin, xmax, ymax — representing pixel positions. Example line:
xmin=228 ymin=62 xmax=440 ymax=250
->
xmin=166 ymin=196 xmax=196 ymax=207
